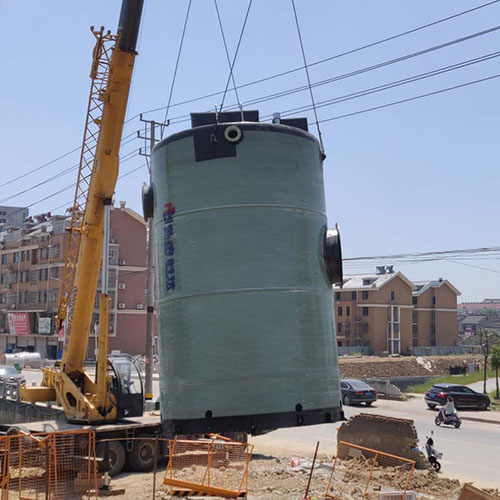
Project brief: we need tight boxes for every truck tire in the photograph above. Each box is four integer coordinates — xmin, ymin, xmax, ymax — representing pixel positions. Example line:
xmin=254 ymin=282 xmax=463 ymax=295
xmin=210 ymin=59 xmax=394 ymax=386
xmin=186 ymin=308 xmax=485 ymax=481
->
xmin=127 ymin=434 xmax=156 ymax=472
xmin=96 ymin=441 xmax=126 ymax=477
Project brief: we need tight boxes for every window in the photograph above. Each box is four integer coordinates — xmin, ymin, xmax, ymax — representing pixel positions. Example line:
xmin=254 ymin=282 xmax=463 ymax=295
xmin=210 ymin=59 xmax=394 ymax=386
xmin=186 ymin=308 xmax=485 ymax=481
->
xmin=412 ymin=311 xmax=417 ymax=324
xmin=412 ymin=296 xmax=417 ymax=305
xmin=50 ymin=267 xmax=59 ymax=279
xmin=337 ymin=322 xmax=342 ymax=333
xmin=346 ymin=306 xmax=350 ymax=316
xmin=21 ymin=271 xmax=29 ymax=283
xmin=351 ymin=291 xmax=357 ymax=300
xmin=361 ymin=322 xmax=369 ymax=334
xmin=390 ymin=291 xmax=395 ymax=301
xmin=362 ymin=307 xmax=369 ymax=316
xmin=13 ymin=252 xmax=19 ymax=263
xmin=21 ymin=251 xmax=26 ymax=262
xmin=48 ymin=244 xmax=60 ymax=258
xmin=0 ymin=273 xmax=6 ymax=284
xmin=38 ymin=290 xmax=47 ymax=303
xmin=335 ymin=292 xmax=341 ymax=301
xmin=432 ymin=296 xmax=436 ymax=305
xmin=337 ymin=306 xmax=343 ymax=316
xmin=362 ymin=291 xmax=369 ymax=300
xmin=38 ymin=268 xmax=48 ymax=281
xmin=1 ymin=254 xmax=7 ymax=265
xmin=30 ymin=271 xmax=37 ymax=285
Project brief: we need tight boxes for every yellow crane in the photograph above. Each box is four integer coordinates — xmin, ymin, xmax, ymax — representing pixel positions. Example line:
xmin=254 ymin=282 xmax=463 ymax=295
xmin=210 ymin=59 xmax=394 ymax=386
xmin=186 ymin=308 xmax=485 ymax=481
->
xmin=20 ymin=0 xmax=145 ymax=423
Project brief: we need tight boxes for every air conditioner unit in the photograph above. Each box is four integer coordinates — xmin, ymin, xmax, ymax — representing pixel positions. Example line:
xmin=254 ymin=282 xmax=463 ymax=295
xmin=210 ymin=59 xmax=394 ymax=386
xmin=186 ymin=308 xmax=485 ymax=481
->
xmin=118 ymin=259 xmax=126 ymax=266
xmin=118 ymin=303 xmax=125 ymax=309
xmin=118 ymin=283 xmax=125 ymax=290
xmin=136 ymin=304 xmax=143 ymax=310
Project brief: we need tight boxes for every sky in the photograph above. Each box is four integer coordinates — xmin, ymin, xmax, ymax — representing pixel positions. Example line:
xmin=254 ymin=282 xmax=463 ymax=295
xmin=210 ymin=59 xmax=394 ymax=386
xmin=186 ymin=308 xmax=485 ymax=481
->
xmin=0 ymin=0 xmax=499 ymax=302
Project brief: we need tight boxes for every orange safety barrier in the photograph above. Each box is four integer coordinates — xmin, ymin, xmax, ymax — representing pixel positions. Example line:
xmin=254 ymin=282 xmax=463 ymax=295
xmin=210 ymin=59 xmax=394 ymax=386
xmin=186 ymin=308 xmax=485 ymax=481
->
xmin=325 ymin=441 xmax=415 ymax=499
xmin=0 ymin=429 xmax=97 ymax=500
xmin=164 ymin=434 xmax=253 ymax=498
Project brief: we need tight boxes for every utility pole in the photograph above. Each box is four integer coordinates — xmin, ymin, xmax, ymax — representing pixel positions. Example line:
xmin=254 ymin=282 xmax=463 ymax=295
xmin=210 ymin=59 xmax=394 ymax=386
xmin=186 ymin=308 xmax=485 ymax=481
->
xmin=138 ymin=114 xmax=165 ymax=400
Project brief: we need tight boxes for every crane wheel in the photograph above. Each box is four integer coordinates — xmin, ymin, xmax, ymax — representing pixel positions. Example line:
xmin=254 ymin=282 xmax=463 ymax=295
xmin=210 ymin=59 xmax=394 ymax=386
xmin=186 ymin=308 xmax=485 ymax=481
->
xmin=127 ymin=434 xmax=157 ymax=472
xmin=96 ymin=441 xmax=126 ymax=477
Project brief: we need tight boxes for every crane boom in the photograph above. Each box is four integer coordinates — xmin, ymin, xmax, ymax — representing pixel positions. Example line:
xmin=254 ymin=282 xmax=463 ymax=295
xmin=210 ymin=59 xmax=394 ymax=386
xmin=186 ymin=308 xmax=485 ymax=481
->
xmin=20 ymin=0 xmax=144 ymax=423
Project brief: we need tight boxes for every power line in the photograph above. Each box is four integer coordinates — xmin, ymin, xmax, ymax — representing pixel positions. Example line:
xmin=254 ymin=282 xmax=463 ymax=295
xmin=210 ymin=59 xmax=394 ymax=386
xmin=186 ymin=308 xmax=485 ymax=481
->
xmin=0 ymin=129 xmax=140 ymax=192
xmin=128 ymin=0 xmax=500 ymax=122
xmin=6 ymin=2 xmax=498 ymax=193
xmin=220 ymin=24 xmax=500 ymax=113
xmin=159 ymin=24 xmax=500 ymax=128
xmin=9 ymin=153 xmax=142 ymax=215
xmin=315 ymin=73 xmax=500 ymax=124
xmin=0 ymin=144 xmax=140 ymax=205
xmin=260 ymin=50 xmax=500 ymax=119
xmin=344 ymin=246 xmax=500 ymax=262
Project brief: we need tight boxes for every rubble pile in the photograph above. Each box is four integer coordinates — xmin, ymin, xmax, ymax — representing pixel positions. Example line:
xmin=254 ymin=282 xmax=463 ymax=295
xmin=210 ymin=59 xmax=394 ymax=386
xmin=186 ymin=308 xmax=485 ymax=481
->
xmin=339 ymin=355 xmax=482 ymax=379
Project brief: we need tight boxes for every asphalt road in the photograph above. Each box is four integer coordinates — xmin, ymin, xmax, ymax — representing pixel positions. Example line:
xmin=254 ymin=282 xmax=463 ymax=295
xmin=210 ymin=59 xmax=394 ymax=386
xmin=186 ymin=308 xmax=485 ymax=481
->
xmin=19 ymin=370 xmax=500 ymax=489
xmin=251 ymin=394 xmax=500 ymax=490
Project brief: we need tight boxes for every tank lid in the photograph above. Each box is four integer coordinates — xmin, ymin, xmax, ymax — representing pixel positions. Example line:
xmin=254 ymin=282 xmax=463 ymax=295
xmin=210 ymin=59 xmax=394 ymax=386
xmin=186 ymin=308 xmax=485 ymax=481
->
xmin=191 ymin=111 xmax=259 ymax=127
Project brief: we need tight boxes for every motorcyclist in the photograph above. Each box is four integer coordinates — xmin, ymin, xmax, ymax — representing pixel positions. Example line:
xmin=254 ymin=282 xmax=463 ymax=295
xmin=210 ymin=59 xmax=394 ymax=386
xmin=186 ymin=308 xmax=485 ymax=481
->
xmin=442 ymin=396 xmax=457 ymax=423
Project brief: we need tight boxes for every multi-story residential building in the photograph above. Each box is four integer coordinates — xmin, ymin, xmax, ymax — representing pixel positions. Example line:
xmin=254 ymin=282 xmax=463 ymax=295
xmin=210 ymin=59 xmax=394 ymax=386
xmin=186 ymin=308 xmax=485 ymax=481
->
xmin=412 ymin=279 xmax=461 ymax=348
xmin=0 ymin=206 xmax=29 ymax=229
xmin=0 ymin=202 xmax=147 ymax=359
xmin=333 ymin=267 xmax=460 ymax=354
xmin=458 ymin=299 xmax=500 ymax=315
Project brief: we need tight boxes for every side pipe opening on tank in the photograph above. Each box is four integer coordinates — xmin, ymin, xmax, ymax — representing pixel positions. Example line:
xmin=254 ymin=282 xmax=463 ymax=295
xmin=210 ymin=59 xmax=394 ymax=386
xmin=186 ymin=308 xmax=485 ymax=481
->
xmin=324 ymin=224 xmax=343 ymax=286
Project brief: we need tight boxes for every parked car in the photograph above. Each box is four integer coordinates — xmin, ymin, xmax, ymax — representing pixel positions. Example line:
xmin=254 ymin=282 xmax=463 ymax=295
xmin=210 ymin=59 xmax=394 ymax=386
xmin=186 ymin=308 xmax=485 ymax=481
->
xmin=0 ymin=365 xmax=24 ymax=383
xmin=340 ymin=379 xmax=377 ymax=406
xmin=424 ymin=383 xmax=490 ymax=411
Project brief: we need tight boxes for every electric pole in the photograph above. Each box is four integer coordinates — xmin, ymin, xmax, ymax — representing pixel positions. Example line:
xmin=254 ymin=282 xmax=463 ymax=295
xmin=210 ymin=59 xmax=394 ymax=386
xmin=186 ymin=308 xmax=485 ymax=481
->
xmin=138 ymin=114 xmax=165 ymax=400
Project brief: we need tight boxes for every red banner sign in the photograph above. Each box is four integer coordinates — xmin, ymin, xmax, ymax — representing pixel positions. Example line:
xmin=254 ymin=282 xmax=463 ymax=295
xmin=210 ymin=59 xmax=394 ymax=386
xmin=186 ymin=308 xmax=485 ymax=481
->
xmin=8 ymin=312 xmax=30 ymax=335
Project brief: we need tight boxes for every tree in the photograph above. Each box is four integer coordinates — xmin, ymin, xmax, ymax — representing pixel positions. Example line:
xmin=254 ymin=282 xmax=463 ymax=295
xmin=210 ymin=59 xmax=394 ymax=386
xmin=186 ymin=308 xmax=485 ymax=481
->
xmin=477 ymin=328 xmax=500 ymax=394
xmin=491 ymin=344 xmax=500 ymax=400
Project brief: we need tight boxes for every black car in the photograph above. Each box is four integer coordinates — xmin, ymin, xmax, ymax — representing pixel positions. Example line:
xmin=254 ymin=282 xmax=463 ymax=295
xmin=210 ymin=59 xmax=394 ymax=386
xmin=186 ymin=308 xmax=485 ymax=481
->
xmin=424 ymin=383 xmax=490 ymax=411
xmin=340 ymin=379 xmax=377 ymax=406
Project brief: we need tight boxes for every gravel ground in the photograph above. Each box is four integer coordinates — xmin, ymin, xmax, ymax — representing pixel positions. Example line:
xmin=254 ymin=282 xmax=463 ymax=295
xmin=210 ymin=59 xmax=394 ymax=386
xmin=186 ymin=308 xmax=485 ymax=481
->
xmin=108 ymin=453 xmax=500 ymax=499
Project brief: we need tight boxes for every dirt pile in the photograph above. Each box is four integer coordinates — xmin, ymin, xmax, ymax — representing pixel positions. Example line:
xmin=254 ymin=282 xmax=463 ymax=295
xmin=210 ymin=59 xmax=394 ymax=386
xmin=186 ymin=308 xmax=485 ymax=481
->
xmin=339 ymin=355 xmax=482 ymax=379
xmin=109 ymin=454 xmax=500 ymax=499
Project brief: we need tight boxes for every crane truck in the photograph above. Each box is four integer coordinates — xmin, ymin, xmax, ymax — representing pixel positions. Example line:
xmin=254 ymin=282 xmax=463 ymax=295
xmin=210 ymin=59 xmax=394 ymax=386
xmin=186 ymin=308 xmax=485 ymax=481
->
xmin=8 ymin=0 xmax=171 ymax=476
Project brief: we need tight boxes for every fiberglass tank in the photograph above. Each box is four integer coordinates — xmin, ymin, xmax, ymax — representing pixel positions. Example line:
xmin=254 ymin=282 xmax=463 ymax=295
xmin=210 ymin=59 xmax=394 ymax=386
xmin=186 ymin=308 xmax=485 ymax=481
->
xmin=147 ymin=111 xmax=343 ymax=435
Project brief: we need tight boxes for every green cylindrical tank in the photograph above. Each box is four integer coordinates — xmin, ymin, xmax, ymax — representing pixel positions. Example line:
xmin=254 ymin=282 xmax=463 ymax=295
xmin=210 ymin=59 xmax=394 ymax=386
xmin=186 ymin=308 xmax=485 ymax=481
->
xmin=150 ymin=114 xmax=343 ymax=435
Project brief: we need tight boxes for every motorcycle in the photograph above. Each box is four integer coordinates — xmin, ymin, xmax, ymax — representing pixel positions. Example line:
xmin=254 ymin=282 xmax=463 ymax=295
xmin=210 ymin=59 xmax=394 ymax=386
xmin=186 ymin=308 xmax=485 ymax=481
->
xmin=425 ymin=432 xmax=442 ymax=472
xmin=435 ymin=407 xmax=462 ymax=428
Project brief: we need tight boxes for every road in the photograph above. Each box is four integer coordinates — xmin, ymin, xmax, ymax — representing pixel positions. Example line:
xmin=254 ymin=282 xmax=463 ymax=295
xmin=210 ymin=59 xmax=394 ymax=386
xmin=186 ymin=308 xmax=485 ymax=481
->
xmin=251 ymin=394 xmax=500 ymax=490
xmin=20 ymin=370 xmax=500 ymax=489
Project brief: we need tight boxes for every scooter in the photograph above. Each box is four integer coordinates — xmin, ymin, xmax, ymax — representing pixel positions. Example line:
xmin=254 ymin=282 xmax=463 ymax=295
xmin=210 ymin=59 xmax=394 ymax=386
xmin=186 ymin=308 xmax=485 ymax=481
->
xmin=425 ymin=432 xmax=442 ymax=472
xmin=435 ymin=407 xmax=462 ymax=428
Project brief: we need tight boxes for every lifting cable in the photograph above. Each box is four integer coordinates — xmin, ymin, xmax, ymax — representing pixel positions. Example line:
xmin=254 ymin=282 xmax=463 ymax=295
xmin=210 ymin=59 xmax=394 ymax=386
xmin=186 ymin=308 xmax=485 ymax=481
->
xmin=217 ymin=0 xmax=253 ymax=117
xmin=213 ymin=0 xmax=243 ymax=117
xmin=291 ymin=0 xmax=324 ymax=156
xmin=162 ymin=0 xmax=193 ymax=138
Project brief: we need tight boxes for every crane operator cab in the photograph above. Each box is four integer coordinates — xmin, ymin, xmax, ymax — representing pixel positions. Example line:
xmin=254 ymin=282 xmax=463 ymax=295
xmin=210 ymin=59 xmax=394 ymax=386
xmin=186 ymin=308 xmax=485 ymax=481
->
xmin=109 ymin=354 xmax=144 ymax=419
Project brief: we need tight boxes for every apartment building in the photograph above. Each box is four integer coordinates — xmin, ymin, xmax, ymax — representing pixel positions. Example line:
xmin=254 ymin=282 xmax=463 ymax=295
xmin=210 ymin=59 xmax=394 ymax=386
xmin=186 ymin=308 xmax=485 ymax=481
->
xmin=333 ymin=267 xmax=460 ymax=354
xmin=0 ymin=202 xmax=147 ymax=358
xmin=0 ymin=205 xmax=29 ymax=229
